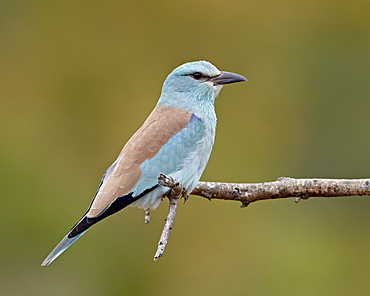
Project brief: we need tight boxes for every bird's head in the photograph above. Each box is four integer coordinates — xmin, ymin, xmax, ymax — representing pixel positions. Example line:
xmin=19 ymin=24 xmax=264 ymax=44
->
xmin=158 ymin=61 xmax=247 ymax=112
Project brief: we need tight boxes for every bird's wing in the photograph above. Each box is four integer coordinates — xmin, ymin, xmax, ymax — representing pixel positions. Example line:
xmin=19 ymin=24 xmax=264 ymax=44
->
xmin=86 ymin=105 xmax=204 ymax=217
xmin=41 ymin=106 xmax=206 ymax=266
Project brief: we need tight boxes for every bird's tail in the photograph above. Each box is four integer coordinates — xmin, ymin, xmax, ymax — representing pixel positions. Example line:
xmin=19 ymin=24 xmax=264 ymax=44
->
xmin=40 ymin=193 xmax=144 ymax=266
xmin=41 ymin=231 xmax=86 ymax=266
xmin=41 ymin=187 xmax=159 ymax=266
xmin=41 ymin=215 xmax=91 ymax=266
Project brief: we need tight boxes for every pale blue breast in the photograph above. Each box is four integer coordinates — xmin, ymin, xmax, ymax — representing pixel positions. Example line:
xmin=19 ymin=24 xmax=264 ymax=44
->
xmin=131 ymin=111 xmax=216 ymax=209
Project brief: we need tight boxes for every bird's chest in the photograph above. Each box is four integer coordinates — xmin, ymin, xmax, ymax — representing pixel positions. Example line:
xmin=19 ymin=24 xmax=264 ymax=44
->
xmin=195 ymin=114 xmax=216 ymax=169
xmin=173 ymin=110 xmax=216 ymax=190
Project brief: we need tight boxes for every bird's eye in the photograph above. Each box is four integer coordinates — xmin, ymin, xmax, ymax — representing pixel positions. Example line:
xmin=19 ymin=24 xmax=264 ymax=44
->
xmin=191 ymin=72 xmax=203 ymax=80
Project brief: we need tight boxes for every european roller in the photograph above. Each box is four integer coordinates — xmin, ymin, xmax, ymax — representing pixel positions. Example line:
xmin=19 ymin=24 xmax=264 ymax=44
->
xmin=41 ymin=60 xmax=246 ymax=266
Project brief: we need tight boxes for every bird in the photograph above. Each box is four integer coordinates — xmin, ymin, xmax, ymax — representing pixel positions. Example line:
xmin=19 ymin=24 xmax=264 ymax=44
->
xmin=41 ymin=60 xmax=247 ymax=266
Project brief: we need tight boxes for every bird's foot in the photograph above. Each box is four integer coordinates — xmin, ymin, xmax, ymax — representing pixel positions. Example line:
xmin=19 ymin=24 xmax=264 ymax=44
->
xmin=182 ymin=190 xmax=189 ymax=204
xmin=158 ymin=173 xmax=184 ymax=199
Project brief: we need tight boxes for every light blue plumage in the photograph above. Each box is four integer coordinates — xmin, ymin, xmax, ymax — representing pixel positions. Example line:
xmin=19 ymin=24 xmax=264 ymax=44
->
xmin=41 ymin=60 xmax=246 ymax=266
xmin=131 ymin=114 xmax=206 ymax=209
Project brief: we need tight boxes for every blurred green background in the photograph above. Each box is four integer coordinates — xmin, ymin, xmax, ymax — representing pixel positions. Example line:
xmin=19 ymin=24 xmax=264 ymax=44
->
xmin=1 ymin=0 xmax=370 ymax=295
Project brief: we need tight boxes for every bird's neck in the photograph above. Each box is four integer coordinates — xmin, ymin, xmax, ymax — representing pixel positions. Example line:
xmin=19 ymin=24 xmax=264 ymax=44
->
xmin=158 ymin=91 xmax=217 ymax=120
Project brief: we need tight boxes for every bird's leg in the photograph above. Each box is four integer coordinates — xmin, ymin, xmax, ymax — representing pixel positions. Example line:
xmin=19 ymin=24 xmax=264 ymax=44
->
xmin=154 ymin=174 xmax=184 ymax=261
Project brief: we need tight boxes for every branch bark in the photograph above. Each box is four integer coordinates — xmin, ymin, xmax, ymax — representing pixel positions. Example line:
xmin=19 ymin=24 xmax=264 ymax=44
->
xmin=154 ymin=173 xmax=185 ymax=261
xmin=191 ymin=177 xmax=370 ymax=207
xmin=153 ymin=176 xmax=369 ymax=260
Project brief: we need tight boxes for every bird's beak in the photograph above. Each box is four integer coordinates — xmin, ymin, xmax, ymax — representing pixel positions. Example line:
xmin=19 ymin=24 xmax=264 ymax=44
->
xmin=210 ymin=71 xmax=247 ymax=85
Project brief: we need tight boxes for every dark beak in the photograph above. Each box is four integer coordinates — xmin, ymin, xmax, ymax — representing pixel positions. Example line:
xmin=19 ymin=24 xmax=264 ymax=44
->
xmin=210 ymin=71 xmax=247 ymax=85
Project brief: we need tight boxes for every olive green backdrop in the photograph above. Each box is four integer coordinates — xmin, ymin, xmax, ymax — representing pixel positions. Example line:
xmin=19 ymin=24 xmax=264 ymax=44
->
xmin=1 ymin=1 xmax=370 ymax=295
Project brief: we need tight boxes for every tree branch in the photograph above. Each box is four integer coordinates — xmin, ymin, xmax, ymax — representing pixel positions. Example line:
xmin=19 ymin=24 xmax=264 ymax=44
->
xmin=153 ymin=176 xmax=369 ymax=260
xmin=191 ymin=177 xmax=370 ymax=207
xmin=154 ymin=173 xmax=185 ymax=261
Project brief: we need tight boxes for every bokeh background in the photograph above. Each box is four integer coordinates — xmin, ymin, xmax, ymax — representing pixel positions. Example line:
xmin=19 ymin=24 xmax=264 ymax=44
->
xmin=1 ymin=1 xmax=370 ymax=295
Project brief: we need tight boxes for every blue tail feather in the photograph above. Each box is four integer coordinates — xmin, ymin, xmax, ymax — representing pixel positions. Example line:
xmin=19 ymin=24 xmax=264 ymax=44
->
xmin=41 ymin=185 xmax=158 ymax=266
xmin=41 ymin=229 xmax=86 ymax=266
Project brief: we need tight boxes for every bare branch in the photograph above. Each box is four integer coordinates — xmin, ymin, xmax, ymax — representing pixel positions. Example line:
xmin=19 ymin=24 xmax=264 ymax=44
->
xmin=191 ymin=177 xmax=370 ymax=207
xmin=152 ymin=177 xmax=369 ymax=260
xmin=154 ymin=174 xmax=185 ymax=261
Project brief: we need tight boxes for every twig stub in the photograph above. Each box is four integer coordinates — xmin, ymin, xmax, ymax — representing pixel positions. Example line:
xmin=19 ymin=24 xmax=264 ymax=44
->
xmin=144 ymin=208 xmax=150 ymax=224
